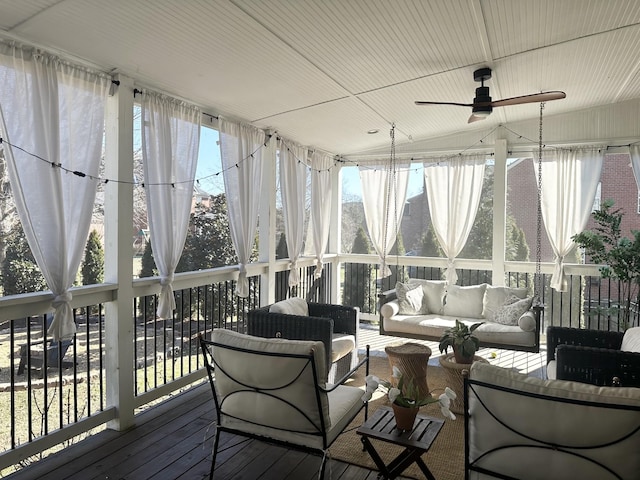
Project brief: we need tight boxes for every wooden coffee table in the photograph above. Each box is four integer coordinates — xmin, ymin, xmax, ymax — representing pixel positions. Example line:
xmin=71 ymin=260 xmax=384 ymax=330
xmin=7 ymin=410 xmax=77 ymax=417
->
xmin=356 ymin=406 xmax=444 ymax=480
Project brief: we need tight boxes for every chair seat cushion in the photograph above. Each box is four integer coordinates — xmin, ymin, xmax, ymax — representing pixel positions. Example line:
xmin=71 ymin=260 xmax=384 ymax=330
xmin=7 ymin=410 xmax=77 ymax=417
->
xmin=331 ymin=333 xmax=356 ymax=362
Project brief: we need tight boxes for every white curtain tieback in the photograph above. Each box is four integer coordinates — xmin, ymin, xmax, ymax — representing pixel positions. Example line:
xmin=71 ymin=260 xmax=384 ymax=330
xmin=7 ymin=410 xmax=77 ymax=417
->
xmin=52 ymin=292 xmax=72 ymax=308
xmin=238 ymin=263 xmax=247 ymax=275
xmin=160 ymin=274 xmax=174 ymax=286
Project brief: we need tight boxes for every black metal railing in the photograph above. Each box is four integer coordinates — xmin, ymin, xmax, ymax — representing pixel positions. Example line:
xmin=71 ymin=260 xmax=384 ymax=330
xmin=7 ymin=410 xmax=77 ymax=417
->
xmin=3 ymin=306 xmax=106 ymax=456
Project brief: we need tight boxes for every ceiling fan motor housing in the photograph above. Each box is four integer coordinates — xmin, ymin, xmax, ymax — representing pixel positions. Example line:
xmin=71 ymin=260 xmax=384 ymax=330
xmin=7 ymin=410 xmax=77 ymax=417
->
xmin=473 ymin=85 xmax=492 ymax=115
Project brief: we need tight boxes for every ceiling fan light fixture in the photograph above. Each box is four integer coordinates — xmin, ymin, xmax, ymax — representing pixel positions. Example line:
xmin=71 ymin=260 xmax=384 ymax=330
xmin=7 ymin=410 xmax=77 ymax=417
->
xmin=471 ymin=105 xmax=492 ymax=117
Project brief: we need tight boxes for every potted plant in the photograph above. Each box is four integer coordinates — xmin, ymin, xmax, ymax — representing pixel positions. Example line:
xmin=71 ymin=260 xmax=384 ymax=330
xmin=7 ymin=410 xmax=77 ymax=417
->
xmin=362 ymin=366 xmax=457 ymax=430
xmin=572 ymin=199 xmax=640 ymax=331
xmin=439 ymin=319 xmax=483 ymax=364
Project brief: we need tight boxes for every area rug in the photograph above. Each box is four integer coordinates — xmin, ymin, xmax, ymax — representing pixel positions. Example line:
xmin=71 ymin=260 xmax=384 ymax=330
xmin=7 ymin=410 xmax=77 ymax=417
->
xmin=330 ymin=354 xmax=465 ymax=480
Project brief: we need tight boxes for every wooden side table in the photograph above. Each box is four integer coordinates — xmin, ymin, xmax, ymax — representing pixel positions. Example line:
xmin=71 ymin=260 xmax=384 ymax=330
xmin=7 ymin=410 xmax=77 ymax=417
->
xmin=356 ymin=406 xmax=443 ymax=480
xmin=438 ymin=353 xmax=489 ymax=414
xmin=385 ymin=342 xmax=432 ymax=399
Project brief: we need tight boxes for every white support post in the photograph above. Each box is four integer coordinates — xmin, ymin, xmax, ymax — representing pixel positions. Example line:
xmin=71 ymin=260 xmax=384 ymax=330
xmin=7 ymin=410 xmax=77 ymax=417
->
xmin=493 ymin=138 xmax=508 ymax=285
xmin=103 ymin=74 xmax=135 ymax=430
xmin=259 ymin=132 xmax=277 ymax=306
xmin=329 ymin=163 xmax=342 ymax=304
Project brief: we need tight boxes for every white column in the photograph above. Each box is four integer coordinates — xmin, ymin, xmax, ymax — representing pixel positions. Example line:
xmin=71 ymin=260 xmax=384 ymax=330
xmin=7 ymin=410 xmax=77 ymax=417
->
xmin=104 ymin=74 xmax=135 ymax=430
xmin=492 ymin=138 xmax=507 ymax=285
xmin=259 ymin=132 xmax=277 ymax=306
xmin=329 ymin=163 xmax=342 ymax=303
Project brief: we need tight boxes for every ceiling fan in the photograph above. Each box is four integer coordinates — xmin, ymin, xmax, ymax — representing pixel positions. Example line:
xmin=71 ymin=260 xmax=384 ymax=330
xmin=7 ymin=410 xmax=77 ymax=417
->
xmin=415 ymin=67 xmax=566 ymax=123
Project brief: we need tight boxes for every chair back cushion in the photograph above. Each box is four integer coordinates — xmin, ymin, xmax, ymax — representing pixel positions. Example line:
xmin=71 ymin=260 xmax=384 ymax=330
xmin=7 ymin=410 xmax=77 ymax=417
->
xmin=467 ymin=361 xmax=640 ymax=480
xmin=621 ymin=326 xmax=640 ymax=353
xmin=269 ymin=297 xmax=309 ymax=316
xmin=211 ymin=329 xmax=330 ymax=433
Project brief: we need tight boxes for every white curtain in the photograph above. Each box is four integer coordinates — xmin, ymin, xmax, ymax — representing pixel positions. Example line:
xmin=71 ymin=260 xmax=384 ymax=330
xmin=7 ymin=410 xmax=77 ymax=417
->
xmin=424 ymin=154 xmax=486 ymax=285
xmin=309 ymin=150 xmax=333 ymax=278
xmin=279 ymin=138 xmax=307 ymax=288
xmin=141 ymin=93 xmax=200 ymax=319
xmin=219 ymin=118 xmax=266 ymax=297
xmin=359 ymin=161 xmax=410 ymax=277
xmin=0 ymin=43 xmax=110 ymax=340
xmin=630 ymin=144 xmax=640 ymax=189
xmin=534 ymin=148 xmax=604 ymax=292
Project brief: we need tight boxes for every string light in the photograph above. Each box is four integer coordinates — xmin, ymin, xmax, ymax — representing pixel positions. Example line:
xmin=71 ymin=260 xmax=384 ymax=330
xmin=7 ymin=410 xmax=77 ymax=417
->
xmin=2 ymin=123 xmax=607 ymax=189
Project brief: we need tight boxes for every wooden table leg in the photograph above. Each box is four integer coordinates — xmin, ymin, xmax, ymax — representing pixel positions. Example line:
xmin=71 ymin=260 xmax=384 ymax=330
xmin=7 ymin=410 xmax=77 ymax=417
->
xmin=360 ymin=436 xmax=435 ymax=480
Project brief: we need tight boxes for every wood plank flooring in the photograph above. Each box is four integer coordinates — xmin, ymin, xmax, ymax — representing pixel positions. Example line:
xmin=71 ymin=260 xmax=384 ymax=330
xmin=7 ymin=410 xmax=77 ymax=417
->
xmin=4 ymin=323 xmax=547 ymax=479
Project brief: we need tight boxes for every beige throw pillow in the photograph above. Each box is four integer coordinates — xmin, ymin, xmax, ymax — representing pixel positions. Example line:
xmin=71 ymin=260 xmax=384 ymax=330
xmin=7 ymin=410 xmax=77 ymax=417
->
xmin=408 ymin=278 xmax=446 ymax=314
xmin=482 ymin=285 xmax=529 ymax=321
xmin=396 ymin=282 xmax=426 ymax=315
xmin=493 ymin=296 xmax=533 ymax=325
xmin=443 ymin=284 xmax=487 ymax=318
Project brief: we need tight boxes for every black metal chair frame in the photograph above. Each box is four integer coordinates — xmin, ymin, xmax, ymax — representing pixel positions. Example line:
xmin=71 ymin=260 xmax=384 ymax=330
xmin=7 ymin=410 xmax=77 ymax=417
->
xmin=199 ymin=333 xmax=369 ymax=480
xmin=547 ymin=326 xmax=640 ymax=387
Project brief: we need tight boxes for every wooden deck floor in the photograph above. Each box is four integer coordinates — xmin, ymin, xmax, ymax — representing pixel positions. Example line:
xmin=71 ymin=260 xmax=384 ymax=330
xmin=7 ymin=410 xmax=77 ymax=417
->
xmin=4 ymin=323 xmax=547 ymax=480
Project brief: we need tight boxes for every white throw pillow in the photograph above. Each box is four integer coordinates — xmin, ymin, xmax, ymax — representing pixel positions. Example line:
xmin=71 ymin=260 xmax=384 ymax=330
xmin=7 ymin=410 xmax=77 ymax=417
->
xmin=621 ymin=327 xmax=640 ymax=353
xmin=443 ymin=284 xmax=487 ymax=318
xmin=493 ymin=296 xmax=533 ymax=326
xmin=269 ymin=297 xmax=309 ymax=316
xmin=482 ymin=285 xmax=529 ymax=321
xmin=396 ymin=282 xmax=425 ymax=315
xmin=408 ymin=278 xmax=446 ymax=314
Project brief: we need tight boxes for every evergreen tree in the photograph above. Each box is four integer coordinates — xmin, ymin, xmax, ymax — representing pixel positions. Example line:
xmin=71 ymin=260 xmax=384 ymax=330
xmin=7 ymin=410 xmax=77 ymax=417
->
xmin=420 ymin=225 xmax=442 ymax=257
xmin=81 ymin=229 xmax=104 ymax=285
xmin=460 ymin=167 xmax=494 ymax=260
xmin=1 ymin=224 xmax=47 ymax=295
xmin=275 ymin=232 xmax=288 ymax=259
xmin=343 ymin=227 xmax=375 ymax=313
xmin=139 ymin=240 xmax=156 ymax=278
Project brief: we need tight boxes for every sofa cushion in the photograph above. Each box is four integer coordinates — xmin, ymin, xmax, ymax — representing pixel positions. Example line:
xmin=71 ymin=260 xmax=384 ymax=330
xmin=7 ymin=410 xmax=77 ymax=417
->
xmin=269 ymin=297 xmax=308 ymax=316
xmin=493 ymin=296 xmax=533 ymax=326
xmin=396 ymin=281 xmax=426 ymax=315
xmin=408 ymin=278 xmax=446 ymax=314
xmin=443 ymin=283 xmax=487 ymax=318
xmin=621 ymin=326 xmax=640 ymax=353
xmin=482 ymin=285 xmax=529 ymax=321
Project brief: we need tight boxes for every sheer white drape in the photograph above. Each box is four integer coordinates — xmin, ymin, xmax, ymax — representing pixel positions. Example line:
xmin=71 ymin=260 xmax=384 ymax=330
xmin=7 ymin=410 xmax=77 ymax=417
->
xmin=219 ymin=118 xmax=266 ymax=297
xmin=424 ymin=154 xmax=486 ymax=285
xmin=0 ymin=43 xmax=110 ymax=340
xmin=630 ymin=145 xmax=640 ymax=189
xmin=359 ymin=161 xmax=410 ymax=277
xmin=535 ymin=148 xmax=604 ymax=292
xmin=141 ymin=93 xmax=200 ymax=318
xmin=309 ymin=150 xmax=333 ymax=278
xmin=279 ymin=138 xmax=307 ymax=288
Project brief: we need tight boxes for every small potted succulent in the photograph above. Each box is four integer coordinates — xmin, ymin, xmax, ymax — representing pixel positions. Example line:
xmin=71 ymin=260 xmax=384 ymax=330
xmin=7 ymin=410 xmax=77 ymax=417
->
xmin=439 ymin=319 xmax=483 ymax=364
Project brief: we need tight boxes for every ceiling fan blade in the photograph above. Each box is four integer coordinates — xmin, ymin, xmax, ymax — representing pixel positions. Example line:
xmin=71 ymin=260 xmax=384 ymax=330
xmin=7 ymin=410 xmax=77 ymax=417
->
xmin=468 ymin=114 xmax=487 ymax=124
xmin=415 ymin=100 xmax=473 ymax=107
xmin=490 ymin=91 xmax=566 ymax=107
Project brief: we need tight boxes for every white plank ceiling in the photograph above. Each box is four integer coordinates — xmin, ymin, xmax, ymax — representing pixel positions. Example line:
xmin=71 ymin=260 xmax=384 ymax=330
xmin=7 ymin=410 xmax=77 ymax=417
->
xmin=1 ymin=0 xmax=640 ymax=157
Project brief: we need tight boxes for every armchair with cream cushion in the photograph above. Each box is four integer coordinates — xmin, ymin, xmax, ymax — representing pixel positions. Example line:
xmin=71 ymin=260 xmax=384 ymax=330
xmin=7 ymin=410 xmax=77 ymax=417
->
xmin=546 ymin=325 xmax=640 ymax=387
xmin=465 ymin=361 xmax=640 ymax=479
xmin=247 ymin=297 xmax=359 ymax=383
xmin=199 ymin=329 xmax=369 ymax=480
